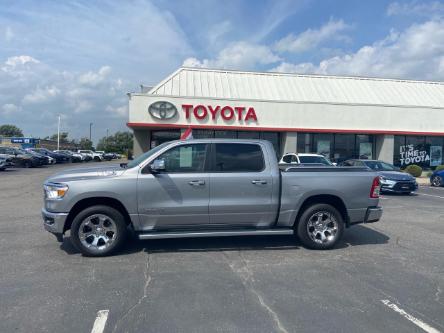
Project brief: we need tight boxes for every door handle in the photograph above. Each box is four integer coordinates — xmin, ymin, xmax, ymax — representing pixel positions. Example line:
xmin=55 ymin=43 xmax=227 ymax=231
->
xmin=188 ymin=180 xmax=205 ymax=186
xmin=251 ymin=180 xmax=267 ymax=185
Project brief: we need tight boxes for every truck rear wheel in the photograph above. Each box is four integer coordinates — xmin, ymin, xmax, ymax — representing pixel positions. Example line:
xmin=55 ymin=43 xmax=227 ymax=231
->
xmin=296 ymin=203 xmax=344 ymax=250
xmin=70 ymin=205 xmax=127 ymax=256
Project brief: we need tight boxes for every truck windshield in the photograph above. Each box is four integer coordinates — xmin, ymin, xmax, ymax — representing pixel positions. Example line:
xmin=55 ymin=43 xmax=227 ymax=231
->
xmin=126 ymin=142 xmax=171 ymax=169
xmin=298 ymin=156 xmax=332 ymax=165
xmin=363 ymin=161 xmax=396 ymax=171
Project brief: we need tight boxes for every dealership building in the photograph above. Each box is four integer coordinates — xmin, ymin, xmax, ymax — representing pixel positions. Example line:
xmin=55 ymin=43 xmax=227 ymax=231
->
xmin=128 ymin=67 xmax=444 ymax=168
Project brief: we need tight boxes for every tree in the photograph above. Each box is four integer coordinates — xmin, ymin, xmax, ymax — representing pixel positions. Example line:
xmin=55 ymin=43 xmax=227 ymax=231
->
xmin=46 ymin=132 xmax=69 ymax=142
xmin=96 ymin=131 xmax=133 ymax=154
xmin=78 ymin=137 xmax=93 ymax=150
xmin=0 ymin=124 xmax=24 ymax=137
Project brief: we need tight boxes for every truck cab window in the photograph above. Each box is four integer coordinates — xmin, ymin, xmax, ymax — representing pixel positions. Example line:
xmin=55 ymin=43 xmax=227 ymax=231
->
xmin=159 ymin=144 xmax=207 ymax=173
xmin=214 ymin=143 xmax=264 ymax=172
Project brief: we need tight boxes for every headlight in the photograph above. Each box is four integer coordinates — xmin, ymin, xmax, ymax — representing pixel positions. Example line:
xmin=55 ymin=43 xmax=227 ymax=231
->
xmin=379 ymin=177 xmax=396 ymax=186
xmin=44 ymin=183 xmax=69 ymax=199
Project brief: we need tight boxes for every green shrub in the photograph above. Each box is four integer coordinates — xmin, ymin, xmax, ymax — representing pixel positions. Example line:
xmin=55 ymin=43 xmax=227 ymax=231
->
xmin=427 ymin=171 xmax=433 ymax=177
xmin=404 ymin=164 xmax=422 ymax=177
xmin=435 ymin=165 xmax=444 ymax=171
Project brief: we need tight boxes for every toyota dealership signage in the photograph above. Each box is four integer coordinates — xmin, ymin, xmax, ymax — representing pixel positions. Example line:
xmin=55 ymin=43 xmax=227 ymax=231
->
xmin=148 ymin=101 xmax=257 ymax=123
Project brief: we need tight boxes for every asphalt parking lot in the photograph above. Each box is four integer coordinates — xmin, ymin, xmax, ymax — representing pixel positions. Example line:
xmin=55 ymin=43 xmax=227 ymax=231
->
xmin=0 ymin=163 xmax=443 ymax=333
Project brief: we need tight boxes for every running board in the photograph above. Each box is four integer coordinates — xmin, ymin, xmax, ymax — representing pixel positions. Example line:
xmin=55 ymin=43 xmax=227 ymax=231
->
xmin=137 ymin=229 xmax=294 ymax=240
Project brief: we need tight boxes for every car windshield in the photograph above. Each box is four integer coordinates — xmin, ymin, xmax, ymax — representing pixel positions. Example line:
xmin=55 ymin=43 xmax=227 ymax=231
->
xmin=126 ymin=142 xmax=171 ymax=169
xmin=298 ymin=155 xmax=332 ymax=165
xmin=363 ymin=160 xmax=396 ymax=171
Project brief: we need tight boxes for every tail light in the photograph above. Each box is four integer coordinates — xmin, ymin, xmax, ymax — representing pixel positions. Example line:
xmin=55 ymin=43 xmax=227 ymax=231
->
xmin=370 ymin=176 xmax=381 ymax=198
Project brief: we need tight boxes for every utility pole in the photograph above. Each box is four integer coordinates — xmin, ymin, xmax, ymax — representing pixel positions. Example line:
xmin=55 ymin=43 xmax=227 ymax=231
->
xmin=106 ymin=129 xmax=109 ymax=152
xmin=57 ymin=115 xmax=61 ymax=150
xmin=89 ymin=122 xmax=93 ymax=142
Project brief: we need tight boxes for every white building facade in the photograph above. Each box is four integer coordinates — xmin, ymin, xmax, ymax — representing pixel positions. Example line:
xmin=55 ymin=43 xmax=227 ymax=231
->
xmin=128 ymin=67 xmax=444 ymax=168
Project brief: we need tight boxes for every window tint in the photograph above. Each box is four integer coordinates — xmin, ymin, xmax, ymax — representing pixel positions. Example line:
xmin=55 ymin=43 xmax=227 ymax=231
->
xmin=298 ymin=156 xmax=332 ymax=165
xmin=158 ymin=144 xmax=207 ymax=173
xmin=282 ymin=155 xmax=292 ymax=163
xmin=363 ymin=161 xmax=395 ymax=171
xmin=214 ymin=144 xmax=264 ymax=172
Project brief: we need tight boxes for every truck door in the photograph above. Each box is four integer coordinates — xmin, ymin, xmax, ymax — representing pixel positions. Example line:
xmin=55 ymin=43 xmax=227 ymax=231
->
xmin=208 ymin=142 xmax=276 ymax=227
xmin=137 ymin=143 xmax=210 ymax=230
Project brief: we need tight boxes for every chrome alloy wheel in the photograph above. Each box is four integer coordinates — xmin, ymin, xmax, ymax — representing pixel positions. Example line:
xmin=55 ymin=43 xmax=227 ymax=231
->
xmin=432 ymin=176 xmax=442 ymax=187
xmin=306 ymin=211 xmax=339 ymax=245
xmin=78 ymin=214 xmax=117 ymax=251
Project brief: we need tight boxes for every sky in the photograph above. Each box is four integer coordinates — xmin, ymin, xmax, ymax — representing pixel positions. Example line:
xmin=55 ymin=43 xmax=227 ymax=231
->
xmin=1 ymin=0 xmax=444 ymax=142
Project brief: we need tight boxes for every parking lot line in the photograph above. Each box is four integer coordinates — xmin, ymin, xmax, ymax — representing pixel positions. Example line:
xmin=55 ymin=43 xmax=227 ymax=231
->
xmin=417 ymin=193 xmax=444 ymax=199
xmin=381 ymin=300 xmax=441 ymax=333
xmin=91 ymin=310 xmax=109 ymax=333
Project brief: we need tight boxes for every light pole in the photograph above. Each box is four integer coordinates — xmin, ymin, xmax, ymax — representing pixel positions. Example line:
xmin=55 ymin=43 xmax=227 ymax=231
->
xmin=89 ymin=122 xmax=93 ymax=143
xmin=106 ymin=129 xmax=109 ymax=152
xmin=57 ymin=115 xmax=61 ymax=150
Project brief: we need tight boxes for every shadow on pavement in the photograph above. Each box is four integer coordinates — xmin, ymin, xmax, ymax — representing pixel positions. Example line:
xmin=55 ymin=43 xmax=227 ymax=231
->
xmin=60 ymin=224 xmax=389 ymax=256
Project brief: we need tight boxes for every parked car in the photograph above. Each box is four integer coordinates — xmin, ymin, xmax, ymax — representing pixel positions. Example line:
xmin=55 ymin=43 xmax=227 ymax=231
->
xmin=78 ymin=150 xmax=103 ymax=162
xmin=0 ymin=154 xmax=15 ymax=168
xmin=340 ymin=159 xmax=418 ymax=194
xmin=0 ymin=157 xmax=8 ymax=171
xmin=280 ymin=153 xmax=335 ymax=166
xmin=42 ymin=139 xmax=382 ymax=256
xmin=430 ymin=169 xmax=444 ymax=187
xmin=22 ymin=149 xmax=49 ymax=166
xmin=29 ymin=148 xmax=70 ymax=163
xmin=0 ymin=146 xmax=41 ymax=168
xmin=54 ymin=150 xmax=83 ymax=163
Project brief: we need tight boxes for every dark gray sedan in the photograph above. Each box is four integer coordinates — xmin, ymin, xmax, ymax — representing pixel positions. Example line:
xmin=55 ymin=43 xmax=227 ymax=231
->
xmin=341 ymin=159 xmax=418 ymax=194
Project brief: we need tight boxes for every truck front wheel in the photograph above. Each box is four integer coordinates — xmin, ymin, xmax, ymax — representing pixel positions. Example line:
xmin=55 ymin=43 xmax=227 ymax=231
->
xmin=70 ymin=205 xmax=127 ymax=256
xmin=296 ymin=203 xmax=344 ymax=250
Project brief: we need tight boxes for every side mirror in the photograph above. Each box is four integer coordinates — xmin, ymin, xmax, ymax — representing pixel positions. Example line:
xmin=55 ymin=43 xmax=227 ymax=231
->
xmin=150 ymin=158 xmax=165 ymax=172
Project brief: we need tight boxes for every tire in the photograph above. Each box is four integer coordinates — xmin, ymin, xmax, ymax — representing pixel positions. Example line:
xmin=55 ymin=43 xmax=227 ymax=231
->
xmin=431 ymin=176 xmax=442 ymax=187
xmin=70 ymin=205 xmax=127 ymax=256
xmin=94 ymin=156 xmax=100 ymax=162
xmin=296 ymin=203 xmax=344 ymax=250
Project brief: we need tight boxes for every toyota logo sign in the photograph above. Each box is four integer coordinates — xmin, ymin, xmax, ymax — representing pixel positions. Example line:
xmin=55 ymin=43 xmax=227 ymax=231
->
xmin=148 ymin=101 xmax=177 ymax=120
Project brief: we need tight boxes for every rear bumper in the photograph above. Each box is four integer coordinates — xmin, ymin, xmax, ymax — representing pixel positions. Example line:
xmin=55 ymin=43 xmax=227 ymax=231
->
xmin=42 ymin=208 xmax=68 ymax=241
xmin=364 ymin=206 xmax=383 ymax=223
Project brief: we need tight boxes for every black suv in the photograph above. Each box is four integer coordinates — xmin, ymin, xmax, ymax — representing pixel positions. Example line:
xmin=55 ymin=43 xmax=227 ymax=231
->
xmin=0 ymin=146 xmax=42 ymax=168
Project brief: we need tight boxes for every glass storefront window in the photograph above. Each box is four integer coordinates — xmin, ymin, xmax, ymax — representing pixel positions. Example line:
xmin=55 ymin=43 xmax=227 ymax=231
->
xmin=426 ymin=136 xmax=444 ymax=167
xmin=214 ymin=130 xmax=237 ymax=139
xmin=333 ymin=134 xmax=355 ymax=163
xmin=394 ymin=135 xmax=444 ymax=169
xmin=312 ymin=134 xmax=333 ymax=159
xmin=151 ymin=130 xmax=180 ymax=148
xmin=261 ymin=132 xmax=280 ymax=158
xmin=356 ymin=135 xmax=374 ymax=160
xmin=237 ymin=131 xmax=260 ymax=139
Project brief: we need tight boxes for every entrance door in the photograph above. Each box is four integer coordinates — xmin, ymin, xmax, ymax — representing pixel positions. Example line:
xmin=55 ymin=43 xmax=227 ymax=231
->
xmin=137 ymin=143 xmax=210 ymax=230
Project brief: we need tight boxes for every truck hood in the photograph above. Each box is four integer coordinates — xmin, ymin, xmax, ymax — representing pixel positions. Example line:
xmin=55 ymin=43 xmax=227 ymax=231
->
xmin=378 ymin=171 xmax=415 ymax=181
xmin=45 ymin=164 xmax=126 ymax=183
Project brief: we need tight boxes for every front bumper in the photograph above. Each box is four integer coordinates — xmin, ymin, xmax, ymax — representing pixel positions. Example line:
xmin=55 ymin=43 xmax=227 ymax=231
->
xmin=364 ymin=206 xmax=383 ymax=223
xmin=381 ymin=181 xmax=418 ymax=193
xmin=42 ymin=208 xmax=68 ymax=241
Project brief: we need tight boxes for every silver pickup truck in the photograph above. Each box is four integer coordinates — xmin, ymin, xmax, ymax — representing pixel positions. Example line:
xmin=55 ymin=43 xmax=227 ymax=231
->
xmin=42 ymin=139 xmax=383 ymax=256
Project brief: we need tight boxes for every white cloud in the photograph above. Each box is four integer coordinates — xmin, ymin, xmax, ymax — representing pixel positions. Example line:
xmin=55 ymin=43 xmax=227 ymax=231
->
xmin=78 ymin=66 xmax=111 ymax=86
xmin=2 ymin=103 xmax=19 ymax=115
xmin=0 ymin=55 xmax=130 ymax=140
xmin=274 ymin=19 xmax=350 ymax=53
xmin=1 ymin=55 xmax=40 ymax=72
xmin=106 ymin=105 xmax=128 ymax=117
xmin=387 ymin=1 xmax=444 ymax=17
xmin=271 ymin=19 xmax=444 ymax=81
xmin=23 ymin=86 xmax=60 ymax=104
xmin=183 ymin=41 xmax=281 ymax=70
